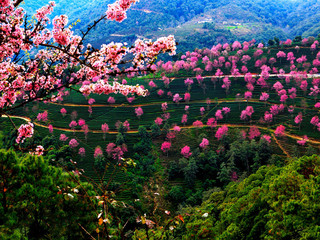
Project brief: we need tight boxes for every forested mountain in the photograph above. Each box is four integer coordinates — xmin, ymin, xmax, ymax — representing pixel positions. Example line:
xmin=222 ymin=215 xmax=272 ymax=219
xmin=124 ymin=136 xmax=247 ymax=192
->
xmin=23 ymin=0 xmax=320 ymax=52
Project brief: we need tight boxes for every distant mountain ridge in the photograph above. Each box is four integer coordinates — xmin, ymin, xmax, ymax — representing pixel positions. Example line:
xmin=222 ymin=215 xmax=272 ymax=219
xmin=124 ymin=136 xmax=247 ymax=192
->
xmin=23 ymin=0 xmax=320 ymax=52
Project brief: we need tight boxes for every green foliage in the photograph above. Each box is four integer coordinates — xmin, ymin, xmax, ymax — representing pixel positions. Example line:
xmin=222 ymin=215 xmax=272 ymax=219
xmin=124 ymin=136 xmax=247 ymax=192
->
xmin=0 ymin=149 xmax=97 ymax=239
xmin=157 ymin=155 xmax=320 ymax=239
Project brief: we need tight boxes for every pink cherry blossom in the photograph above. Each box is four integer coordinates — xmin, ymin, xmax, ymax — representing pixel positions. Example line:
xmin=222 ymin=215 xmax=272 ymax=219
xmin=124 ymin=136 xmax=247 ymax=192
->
xmin=94 ymin=146 xmax=103 ymax=158
xmin=260 ymin=92 xmax=269 ymax=101
xmin=30 ymin=145 xmax=45 ymax=156
xmin=108 ymin=97 xmax=116 ymax=104
xmin=199 ymin=138 xmax=209 ymax=149
xmin=88 ymin=98 xmax=96 ymax=105
xmin=16 ymin=123 xmax=34 ymax=144
xmin=148 ymin=81 xmax=157 ymax=88
xmin=294 ymin=113 xmax=303 ymax=125
xmin=181 ymin=145 xmax=192 ymax=158
xmin=166 ymin=132 xmax=176 ymax=141
xmin=78 ymin=119 xmax=86 ymax=126
xmin=106 ymin=143 xmax=116 ymax=156
xmin=157 ymin=89 xmax=164 ymax=96
xmin=69 ymin=120 xmax=77 ymax=129
xmin=200 ymin=107 xmax=205 ymax=115
xmin=215 ymin=125 xmax=228 ymax=140
xmin=207 ymin=118 xmax=217 ymax=129
xmin=60 ymin=134 xmax=69 ymax=142
xmin=244 ymin=91 xmax=252 ymax=100
xmin=181 ymin=114 xmax=188 ymax=125
xmin=262 ymin=135 xmax=271 ymax=143
xmin=69 ymin=139 xmax=79 ymax=148
xmin=135 ymin=107 xmax=143 ymax=118
xmin=101 ymin=123 xmax=109 ymax=133
xmin=37 ymin=111 xmax=48 ymax=122
xmin=48 ymin=124 xmax=53 ymax=133
xmin=60 ymin=108 xmax=67 ymax=117
xmin=161 ymin=141 xmax=171 ymax=154
xmin=173 ymin=125 xmax=181 ymax=132
xmin=193 ymin=120 xmax=203 ymax=128
xmin=155 ymin=117 xmax=163 ymax=126
xmin=274 ymin=125 xmax=285 ymax=137
xmin=222 ymin=107 xmax=231 ymax=115
xmin=161 ymin=102 xmax=168 ymax=111
xmin=264 ymin=112 xmax=273 ymax=123
xmin=311 ymin=116 xmax=319 ymax=126
xmin=173 ymin=93 xmax=182 ymax=103
xmin=215 ymin=110 xmax=223 ymax=120
xmin=184 ymin=92 xmax=191 ymax=102
xmin=78 ymin=147 xmax=86 ymax=157
xmin=248 ymin=126 xmax=261 ymax=140
xmin=297 ymin=135 xmax=308 ymax=146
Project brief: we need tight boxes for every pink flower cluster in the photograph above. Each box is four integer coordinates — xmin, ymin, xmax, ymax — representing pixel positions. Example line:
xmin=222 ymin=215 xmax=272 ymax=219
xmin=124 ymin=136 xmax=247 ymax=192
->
xmin=106 ymin=142 xmax=127 ymax=160
xmin=106 ymin=0 xmax=138 ymax=23
xmin=161 ymin=141 xmax=171 ymax=154
xmin=69 ymin=139 xmax=79 ymax=148
xmin=94 ymin=146 xmax=103 ymax=158
xmin=215 ymin=125 xmax=228 ymax=140
xmin=199 ymin=138 xmax=209 ymax=149
xmin=274 ymin=125 xmax=285 ymax=137
xmin=297 ymin=136 xmax=308 ymax=146
xmin=240 ymin=106 xmax=254 ymax=120
xmin=181 ymin=145 xmax=192 ymax=158
xmin=29 ymin=145 xmax=45 ymax=156
xmin=37 ymin=111 xmax=48 ymax=122
xmin=16 ymin=123 xmax=34 ymax=144
xmin=80 ymin=81 xmax=148 ymax=97
xmin=135 ymin=107 xmax=143 ymax=118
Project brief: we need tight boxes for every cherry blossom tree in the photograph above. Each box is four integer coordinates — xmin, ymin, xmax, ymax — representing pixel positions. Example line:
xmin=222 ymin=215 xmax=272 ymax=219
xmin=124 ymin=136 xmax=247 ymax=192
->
xmin=221 ymin=77 xmax=231 ymax=95
xmin=199 ymin=138 xmax=209 ymax=149
xmin=135 ymin=107 xmax=143 ymax=119
xmin=60 ymin=108 xmax=67 ymax=117
xmin=94 ymin=146 xmax=103 ymax=158
xmin=161 ymin=141 xmax=171 ymax=156
xmin=215 ymin=125 xmax=228 ymax=140
xmin=193 ymin=120 xmax=203 ymax=128
xmin=248 ymin=126 xmax=261 ymax=140
xmin=198 ymin=107 xmax=204 ymax=116
xmin=181 ymin=145 xmax=192 ymax=158
xmin=274 ymin=125 xmax=285 ymax=137
xmin=59 ymin=134 xmax=68 ymax=142
xmin=297 ymin=135 xmax=308 ymax=146
xmin=207 ymin=117 xmax=217 ymax=129
xmin=161 ymin=102 xmax=168 ymax=112
xmin=69 ymin=139 xmax=79 ymax=148
xmin=173 ymin=93 xmax=182 ymax=104
xmin=78 ymin=147 xmax=86 ymax=158
xmin=37 ymin=111 xmax=48 ymax=122
xmin=155 ymin=117 xmax=163 ymax=126
xmin=69 ymin=120 xmax=77 ymax=134
xmin=181 ymin=114 xmax=188 ymax=126
xmin=294 ymin=112 xmax=303 ymax=130
xmin=184 ymin=92 xmax=191 ymax=103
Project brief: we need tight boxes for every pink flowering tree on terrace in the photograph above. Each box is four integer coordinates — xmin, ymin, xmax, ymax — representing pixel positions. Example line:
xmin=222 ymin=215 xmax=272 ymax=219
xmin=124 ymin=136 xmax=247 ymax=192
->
xmin=181 ymin=145 xmax=192 ymax=158
xmin=161 ymin=141 xmax=171 ymax=156
xmin=135 ymin=107 xmax=143 ymax=119
xmin=0 ymin=0 xmax=176 ymax=151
